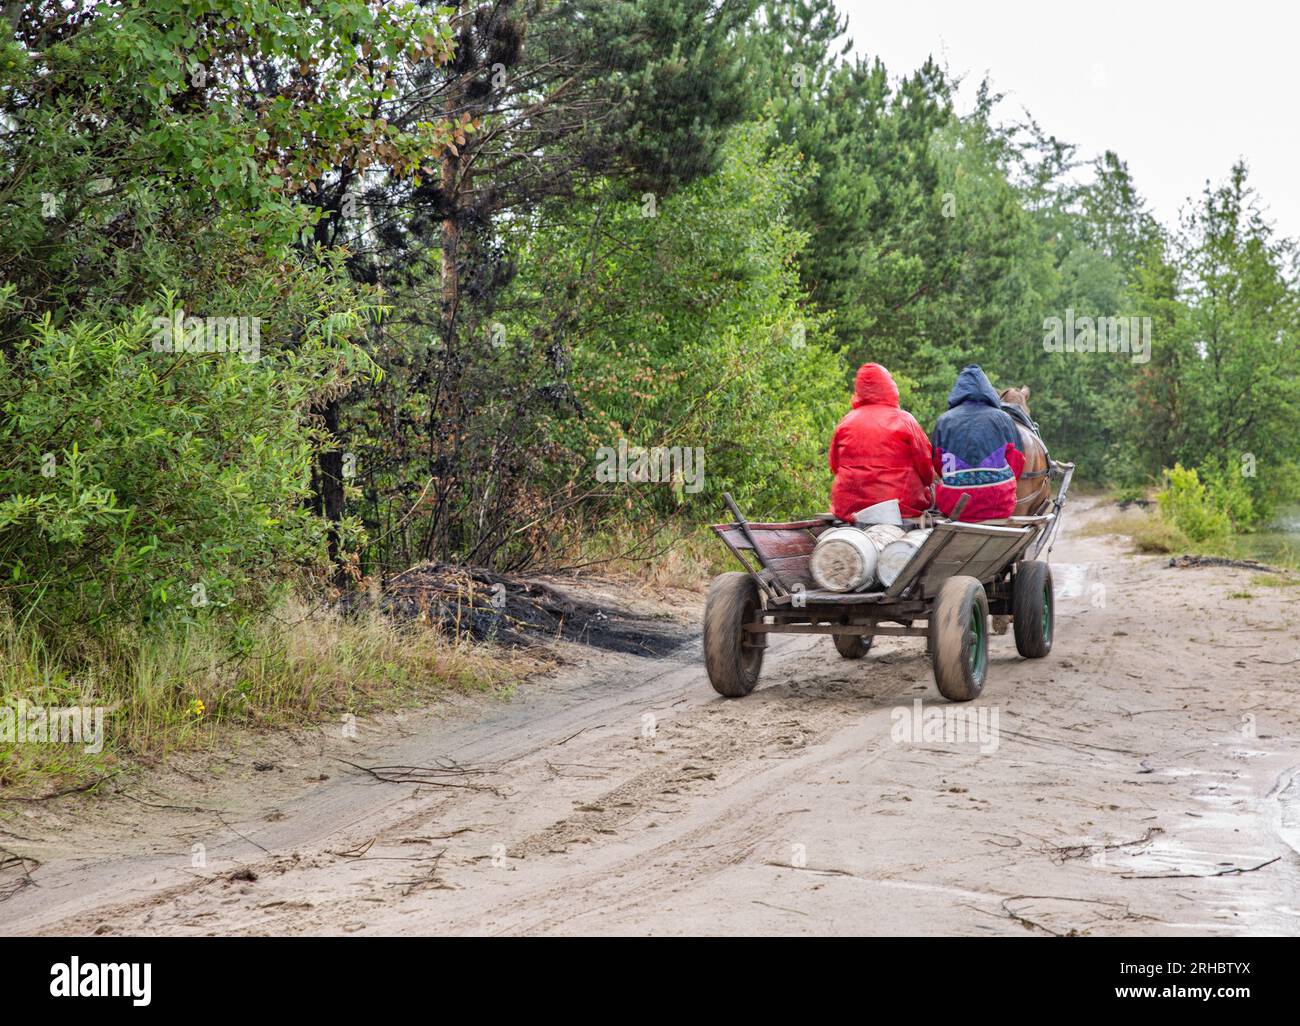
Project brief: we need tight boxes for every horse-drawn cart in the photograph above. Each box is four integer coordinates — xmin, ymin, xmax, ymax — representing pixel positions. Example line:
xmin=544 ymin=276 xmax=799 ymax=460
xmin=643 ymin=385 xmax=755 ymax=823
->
xmin=704 ymin=462 xmax=1075 ymax=702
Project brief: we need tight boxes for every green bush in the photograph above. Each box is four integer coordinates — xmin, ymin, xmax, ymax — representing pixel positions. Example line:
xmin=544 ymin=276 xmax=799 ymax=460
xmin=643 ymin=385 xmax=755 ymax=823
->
xmin=1156 ymin=462 xmax=1255 ymax=543
xmin=0 ymin=282 xmax=371 ymax=633
xmin=1199 ymin=461 xmax=1258 ymax=531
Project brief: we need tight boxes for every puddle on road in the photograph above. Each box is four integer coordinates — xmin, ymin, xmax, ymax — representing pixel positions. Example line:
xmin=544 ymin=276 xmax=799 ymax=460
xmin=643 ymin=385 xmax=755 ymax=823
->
xmin=1108 ymin=763 xmax=1299 ymax=932
xmin=1274 ymin=771 xmax=1300 ymax=859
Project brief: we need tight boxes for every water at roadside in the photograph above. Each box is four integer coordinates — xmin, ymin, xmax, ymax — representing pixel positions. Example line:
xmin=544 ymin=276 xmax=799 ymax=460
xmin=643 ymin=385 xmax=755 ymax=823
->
xmin=1233 ymin=505 xmax=1300 ymax=566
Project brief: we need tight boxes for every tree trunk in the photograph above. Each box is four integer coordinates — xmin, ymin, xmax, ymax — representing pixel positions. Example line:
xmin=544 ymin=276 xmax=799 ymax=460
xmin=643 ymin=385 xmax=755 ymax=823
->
xmin=440 ymin=49 xmax=463 ymax=345
xmin=312 ymin=397 xmax=348 ymax=588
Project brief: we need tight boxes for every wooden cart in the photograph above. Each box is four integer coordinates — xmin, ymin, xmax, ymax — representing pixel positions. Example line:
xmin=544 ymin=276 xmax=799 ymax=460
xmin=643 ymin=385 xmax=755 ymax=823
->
xmin=704 ymin=462 xmax=1075 ymax=702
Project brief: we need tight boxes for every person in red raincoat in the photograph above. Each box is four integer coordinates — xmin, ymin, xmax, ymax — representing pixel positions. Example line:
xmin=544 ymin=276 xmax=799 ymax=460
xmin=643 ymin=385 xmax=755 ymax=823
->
xmin=828 ymin=363 xmax=935 ymax=521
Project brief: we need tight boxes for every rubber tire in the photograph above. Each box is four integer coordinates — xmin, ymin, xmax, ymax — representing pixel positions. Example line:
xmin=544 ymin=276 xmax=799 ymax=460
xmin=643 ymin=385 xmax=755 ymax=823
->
xmin=833 ymin=633 xmax=873 ymax=659
xmin=704 ymin=572 xmax=765 ymax=697
xmin=930 ymin=575 xmax=989 ymax=702
xmin=1012 ymin=560 xmax=1054 ymax=658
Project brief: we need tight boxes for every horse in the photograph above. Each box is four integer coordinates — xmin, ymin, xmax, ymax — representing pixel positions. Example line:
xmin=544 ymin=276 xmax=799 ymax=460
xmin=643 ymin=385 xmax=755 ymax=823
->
xmin=998 ymin=386 xmax=1051 ymax=516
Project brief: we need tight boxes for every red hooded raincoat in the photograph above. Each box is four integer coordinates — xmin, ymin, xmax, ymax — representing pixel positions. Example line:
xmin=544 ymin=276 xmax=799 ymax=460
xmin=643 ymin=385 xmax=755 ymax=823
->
xmin=828 ymin=364 xmax=934 ymax=521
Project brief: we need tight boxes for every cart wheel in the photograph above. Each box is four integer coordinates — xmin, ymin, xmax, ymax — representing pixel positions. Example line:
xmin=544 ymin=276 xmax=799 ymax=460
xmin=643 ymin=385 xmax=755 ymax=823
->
xmin=930 ymin=575 xmax=989 ymax=702
xmin=1012 ymin=560 xmax=1053 ymax=658
xmin=833 ymin=633 xmax=872 ymax=659
xmin=704 ymin=572 xmax=765 ymax=697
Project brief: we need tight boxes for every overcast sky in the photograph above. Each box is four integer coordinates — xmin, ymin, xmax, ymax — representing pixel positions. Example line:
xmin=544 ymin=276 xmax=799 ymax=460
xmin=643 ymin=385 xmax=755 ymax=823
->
xmin=839 ymin=0 xmax=1299 ymax=241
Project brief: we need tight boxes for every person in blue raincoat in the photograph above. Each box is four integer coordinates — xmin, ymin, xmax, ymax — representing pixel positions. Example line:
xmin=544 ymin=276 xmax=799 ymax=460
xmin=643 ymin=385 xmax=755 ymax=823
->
xmin=930 ymin=365 xmax=1025 ymax=521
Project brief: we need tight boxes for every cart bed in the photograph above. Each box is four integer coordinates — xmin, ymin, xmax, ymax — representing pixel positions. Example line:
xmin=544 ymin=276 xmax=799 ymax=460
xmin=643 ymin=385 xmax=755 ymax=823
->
xmin=713 ymin=515 xmax=1049 ymax=604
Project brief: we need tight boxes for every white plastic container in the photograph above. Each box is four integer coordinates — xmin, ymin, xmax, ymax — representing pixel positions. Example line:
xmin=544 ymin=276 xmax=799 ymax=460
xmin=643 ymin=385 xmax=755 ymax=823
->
xmin=876 ymin=529 xmax=933 ymax=588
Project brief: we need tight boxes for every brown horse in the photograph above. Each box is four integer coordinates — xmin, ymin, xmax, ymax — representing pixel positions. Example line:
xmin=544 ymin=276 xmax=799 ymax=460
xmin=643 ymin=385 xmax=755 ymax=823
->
xmin=999 ymin=386 xmax=1051 ymax=515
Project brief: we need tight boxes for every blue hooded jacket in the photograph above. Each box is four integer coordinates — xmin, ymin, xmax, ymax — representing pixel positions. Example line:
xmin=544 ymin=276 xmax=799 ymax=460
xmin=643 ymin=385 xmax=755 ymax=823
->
xmin=929 ymin=365 xmax=1023 ymax=520
xmin=931 ymin=365 xmax=1020 ymax=474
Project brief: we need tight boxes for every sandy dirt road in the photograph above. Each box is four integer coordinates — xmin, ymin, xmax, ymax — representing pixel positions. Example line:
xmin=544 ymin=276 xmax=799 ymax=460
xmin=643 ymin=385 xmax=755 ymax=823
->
xmin=3 ymin=499 xmax=1299 ymax=935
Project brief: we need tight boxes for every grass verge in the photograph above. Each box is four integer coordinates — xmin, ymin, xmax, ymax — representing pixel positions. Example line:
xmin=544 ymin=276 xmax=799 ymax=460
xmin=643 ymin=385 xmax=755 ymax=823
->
xmin=0 ymin=597 xmax=523 ymax=798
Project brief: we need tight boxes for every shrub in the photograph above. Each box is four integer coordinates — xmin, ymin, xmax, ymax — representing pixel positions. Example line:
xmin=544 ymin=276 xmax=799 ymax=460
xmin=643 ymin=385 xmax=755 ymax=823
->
xmin=1198 ymin=461 xmax=1258 ymax=531
xmin=0 ymin=283 xmax=370 ymax=633
xmin=1155 ymin=462 xmax=1255 ymax=544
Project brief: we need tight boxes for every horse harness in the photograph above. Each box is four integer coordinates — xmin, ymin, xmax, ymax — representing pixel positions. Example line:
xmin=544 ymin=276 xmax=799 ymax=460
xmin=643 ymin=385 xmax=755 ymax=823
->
xmin=1002 ymin=403 xmax=1051 ymax=480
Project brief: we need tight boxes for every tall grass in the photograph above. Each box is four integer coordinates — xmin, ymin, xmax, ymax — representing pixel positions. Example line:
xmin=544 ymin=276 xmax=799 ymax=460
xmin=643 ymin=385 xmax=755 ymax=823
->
xmin=0 ymin=598 xmax=516 ymax=796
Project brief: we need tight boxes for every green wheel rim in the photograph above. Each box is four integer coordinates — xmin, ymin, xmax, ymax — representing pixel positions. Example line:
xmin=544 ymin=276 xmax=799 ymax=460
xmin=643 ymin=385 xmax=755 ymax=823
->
xmin=1042 ymin=584 xmax=1052 ymax=642
xmin=968 ymin=606 xmax=986 ymax=682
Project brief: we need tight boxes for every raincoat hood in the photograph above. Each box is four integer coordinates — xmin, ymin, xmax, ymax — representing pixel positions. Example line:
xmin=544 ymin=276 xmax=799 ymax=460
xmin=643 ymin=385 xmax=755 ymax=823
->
xmin=947 ymin=365 xmax=1002 ymax=409
xmin=852 ymin=363 xmax=901 ymax=408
